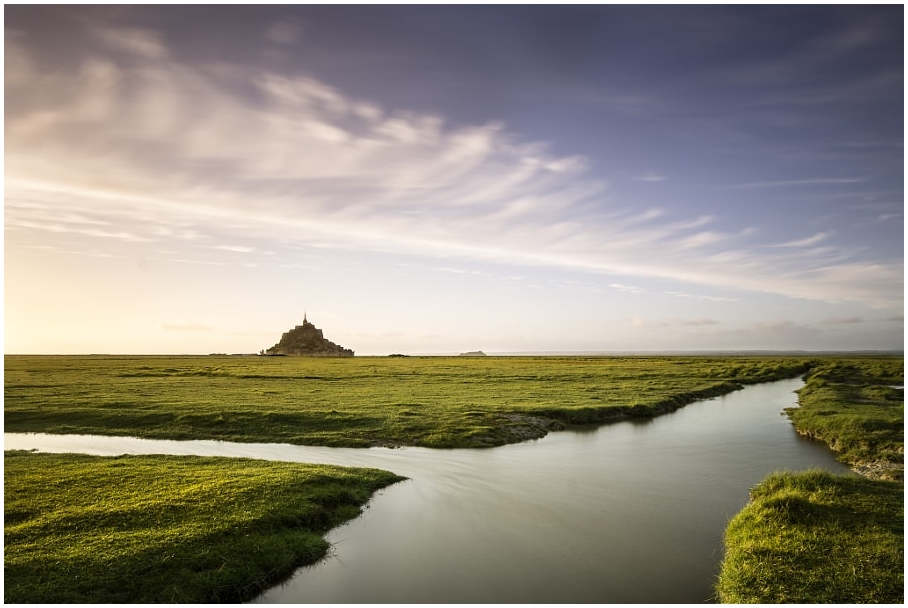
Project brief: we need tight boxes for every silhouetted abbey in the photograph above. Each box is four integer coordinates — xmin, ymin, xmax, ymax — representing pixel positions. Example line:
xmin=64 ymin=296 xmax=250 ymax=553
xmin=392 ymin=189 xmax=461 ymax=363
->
xmin=265 ymin=314 xmax=354 ymax=357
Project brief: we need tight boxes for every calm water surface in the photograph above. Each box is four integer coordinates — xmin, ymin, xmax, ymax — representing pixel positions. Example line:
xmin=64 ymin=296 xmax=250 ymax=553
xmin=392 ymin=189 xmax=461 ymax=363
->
xmin=5 ymin=378 xmax=852 ymax=603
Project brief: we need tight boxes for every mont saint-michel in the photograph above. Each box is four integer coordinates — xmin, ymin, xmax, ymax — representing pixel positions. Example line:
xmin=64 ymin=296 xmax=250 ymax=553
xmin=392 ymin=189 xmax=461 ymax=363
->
xmin=265 ymin=315 xmax=354 ymax=357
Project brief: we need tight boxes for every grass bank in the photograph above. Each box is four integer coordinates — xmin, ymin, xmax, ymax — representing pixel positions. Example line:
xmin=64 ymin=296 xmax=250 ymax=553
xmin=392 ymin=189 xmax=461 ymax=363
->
xmin=715 ymin=470 xmax=903 ymax=603
xmin=4 ymin=450 xmax=404 ymax=603
xmin=717 ymin=356 xmax=903 ymax=603
xmin=4 ymin=354 xmax=810 ymax=448
xmin=788 ymin=357 xmax=903 ymax=480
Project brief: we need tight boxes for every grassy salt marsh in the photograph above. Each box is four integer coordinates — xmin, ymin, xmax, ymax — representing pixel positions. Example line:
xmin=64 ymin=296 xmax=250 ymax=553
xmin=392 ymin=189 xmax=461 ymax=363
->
xmin=3 ymin=450 xmax=404 ymax=603
xmin=4 ymin=354 xmax=902 ymax=603
xmin=717 ymin=356 xmax=903 ymax=603
xmin=788 ymin=357 xmax=903 ymax=480
xmin=4 ymin=354 xmax=811 ymax=447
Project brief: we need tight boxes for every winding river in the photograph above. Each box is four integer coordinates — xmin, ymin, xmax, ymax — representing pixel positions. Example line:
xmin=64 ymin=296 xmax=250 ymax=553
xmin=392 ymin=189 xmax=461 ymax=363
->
xmin=5 ymin=378 xmax=852 ymax=603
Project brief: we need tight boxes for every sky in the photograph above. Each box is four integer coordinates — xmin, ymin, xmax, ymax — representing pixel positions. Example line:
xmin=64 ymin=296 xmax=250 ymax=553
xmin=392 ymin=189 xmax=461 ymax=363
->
xmin=4 ymin=5 xmax=904 ymax=355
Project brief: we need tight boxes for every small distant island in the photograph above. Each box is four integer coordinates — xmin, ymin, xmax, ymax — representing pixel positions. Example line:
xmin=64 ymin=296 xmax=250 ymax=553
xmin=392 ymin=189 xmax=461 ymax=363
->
xmin=459 ymin=350 xmax=487 ymax=357
xmin=265 ymin=314 xmax=354 ymax=357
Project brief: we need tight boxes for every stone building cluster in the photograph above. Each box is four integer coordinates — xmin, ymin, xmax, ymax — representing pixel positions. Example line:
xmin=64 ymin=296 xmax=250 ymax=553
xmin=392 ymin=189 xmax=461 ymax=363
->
xmin=265 ymin=314 xmax=354 ymax=357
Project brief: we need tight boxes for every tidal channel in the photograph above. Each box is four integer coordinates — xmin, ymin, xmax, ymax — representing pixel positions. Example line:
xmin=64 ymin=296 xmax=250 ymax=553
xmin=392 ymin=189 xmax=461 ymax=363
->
xmin=5 ymin=378 xmax=852 ymax=603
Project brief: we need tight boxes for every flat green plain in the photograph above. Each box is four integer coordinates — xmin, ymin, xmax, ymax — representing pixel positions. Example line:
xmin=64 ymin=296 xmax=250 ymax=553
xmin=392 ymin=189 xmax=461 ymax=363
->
xmin=4 ymin=354 xmax=811 ymax=447
xmin=4 ymin=354 xmax=903 ymax=603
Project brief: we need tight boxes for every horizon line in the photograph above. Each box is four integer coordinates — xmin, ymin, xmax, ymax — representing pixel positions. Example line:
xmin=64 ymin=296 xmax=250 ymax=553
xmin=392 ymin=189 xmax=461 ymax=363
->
xmin=5 ymin=349 xmax=904 ymax=357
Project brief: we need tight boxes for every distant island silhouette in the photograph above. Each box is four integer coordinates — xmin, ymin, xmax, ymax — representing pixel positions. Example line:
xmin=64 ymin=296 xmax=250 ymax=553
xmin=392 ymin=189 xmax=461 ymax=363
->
xmin=265 ymin=314 xmax=354 ymax=357
xmin=459 ymin=350 xmax=487 ymax=357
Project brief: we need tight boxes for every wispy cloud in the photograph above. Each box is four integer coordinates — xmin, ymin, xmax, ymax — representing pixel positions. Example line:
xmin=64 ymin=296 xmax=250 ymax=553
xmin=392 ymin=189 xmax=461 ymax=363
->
xmin=216 ymin=245 xmax=257 ymax=253
xmin=171 ymin=259 xmax=228 ymax=266
xmin=720 ymin=14 xmax=894 ymax=91
xmin=4 ymin=22 xmax=902 ymax=309
xmin=93 ymin=26 xmax=168 ymax=59
xmin=756 ymin=70 xmax=902 ymax=107
xmin=663 ymin=291 xmax=738 ymax=302
xmin=726 ymin=178 xmax=868 ymax=189
xmin=6 ymin=216 xmax=152 ymax=242
xmin=634 ymin=171 xmax=667 ymax=182
xmin=675 ymin=318 xmax=719 ymax=326
xmin=772 ymin=232 xmax=832 ymax=248
xmin=818 ymin=316 xmax=863 ymax=325
xmin=436 ymin=267 xmax=490 ymax=277
xmin=630 ymin=317 xmax=720 ymax=328
xmin=265 ymin=23 xmax=301 ymax=46
xmin=610 ymin=283 xmax=644 ymax=294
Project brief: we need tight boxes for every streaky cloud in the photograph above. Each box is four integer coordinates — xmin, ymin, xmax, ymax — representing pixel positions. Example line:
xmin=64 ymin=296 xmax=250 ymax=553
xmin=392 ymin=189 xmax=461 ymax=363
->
xmin=634 ymin=171 xmax=667 ymax=182
xmin=93 ymin=25 xmax=168 ymax=59
xmin=725 ymin=178 xmax=868 ymax=189
xmin=215 ymin=245 xmax=257 ymax=253
xmin=818 ymin=317 xmax=864 ymax=325
xmin=772 ymin=232 xmax=833 ymax=248
xmin=4 ymin=22 xmax=902 ymax=311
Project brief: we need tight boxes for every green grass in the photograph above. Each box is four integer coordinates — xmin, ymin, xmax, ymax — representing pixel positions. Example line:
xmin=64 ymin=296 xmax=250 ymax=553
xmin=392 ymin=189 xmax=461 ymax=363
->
xmin=4 ymin=450 xmax=404 ymax=603
xmin=787 ymin=357 xmax=903 ymax=480
xmin=717 ymin=356 xmax=903 ymax=603
xmin=4 ymin=354 xmax=812 ymax=448
xmin=7 ymin=354 xmax=902 ymax=603
xmin=715 ymin=469 xmax=903 ymax=603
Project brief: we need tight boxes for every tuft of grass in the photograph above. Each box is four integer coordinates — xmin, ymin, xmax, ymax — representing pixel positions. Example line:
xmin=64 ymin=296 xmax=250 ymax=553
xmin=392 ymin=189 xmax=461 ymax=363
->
xmin=715 ymin=469 xmax=903 ymax=603
xmin=4 ymin=450 xmax=405 ymax=603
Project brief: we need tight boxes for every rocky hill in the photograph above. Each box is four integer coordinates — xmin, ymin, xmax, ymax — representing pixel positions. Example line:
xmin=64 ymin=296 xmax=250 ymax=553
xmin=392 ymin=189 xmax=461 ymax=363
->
xmin=265 ymin=315 xmax=354 ymax=357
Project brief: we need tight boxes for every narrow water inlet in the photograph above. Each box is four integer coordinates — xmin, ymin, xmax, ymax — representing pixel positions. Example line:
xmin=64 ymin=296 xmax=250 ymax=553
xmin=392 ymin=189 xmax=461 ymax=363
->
xmin=5 ymin=378 xmax=852 ymax=603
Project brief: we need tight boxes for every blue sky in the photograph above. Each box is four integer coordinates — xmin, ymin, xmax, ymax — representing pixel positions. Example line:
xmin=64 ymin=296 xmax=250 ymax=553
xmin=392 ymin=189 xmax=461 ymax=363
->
xmin=4 ymin=5 xmax=904 ymax=355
